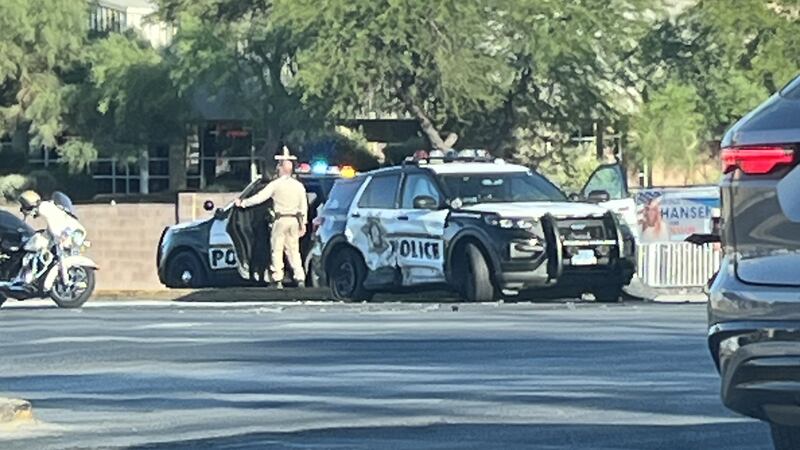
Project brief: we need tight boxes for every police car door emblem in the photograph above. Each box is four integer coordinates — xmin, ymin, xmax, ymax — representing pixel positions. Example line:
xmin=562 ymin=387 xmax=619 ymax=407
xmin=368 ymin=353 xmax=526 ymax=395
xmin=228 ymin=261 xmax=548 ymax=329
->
xmin=361 ymin=217 xmax=390 ymax=253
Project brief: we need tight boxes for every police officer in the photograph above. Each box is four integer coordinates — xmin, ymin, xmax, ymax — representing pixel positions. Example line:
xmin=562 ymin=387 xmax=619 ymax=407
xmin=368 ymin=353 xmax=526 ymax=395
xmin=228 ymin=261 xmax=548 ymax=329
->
xmin=235 ymin=147 xmax=308 ymax=289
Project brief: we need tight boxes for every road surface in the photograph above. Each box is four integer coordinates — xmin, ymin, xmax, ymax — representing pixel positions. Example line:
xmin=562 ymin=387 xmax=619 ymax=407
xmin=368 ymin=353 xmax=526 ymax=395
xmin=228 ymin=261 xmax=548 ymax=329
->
xmin=0 ymin=298 xmax=769 ymax=449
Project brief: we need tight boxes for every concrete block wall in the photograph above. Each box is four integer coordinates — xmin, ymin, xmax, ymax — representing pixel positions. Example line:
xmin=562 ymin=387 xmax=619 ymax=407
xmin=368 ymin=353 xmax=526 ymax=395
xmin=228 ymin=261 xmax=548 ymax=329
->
xmin=176 ymin=192 xmax=238 ymax=224
xmin=76 ymin=203 xmax=176 ymax=292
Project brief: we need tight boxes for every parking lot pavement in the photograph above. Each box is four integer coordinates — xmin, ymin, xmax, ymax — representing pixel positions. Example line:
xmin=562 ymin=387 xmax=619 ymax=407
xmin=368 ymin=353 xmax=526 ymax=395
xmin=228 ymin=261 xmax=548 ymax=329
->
xmin=0 ymin=299 xmax=769 ymax=449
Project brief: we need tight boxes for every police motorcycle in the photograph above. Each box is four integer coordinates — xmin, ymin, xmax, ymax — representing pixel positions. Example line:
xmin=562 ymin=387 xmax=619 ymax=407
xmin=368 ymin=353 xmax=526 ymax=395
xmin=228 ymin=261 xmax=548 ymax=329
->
xmin=0 ymin=191 xmax=97 ymax=308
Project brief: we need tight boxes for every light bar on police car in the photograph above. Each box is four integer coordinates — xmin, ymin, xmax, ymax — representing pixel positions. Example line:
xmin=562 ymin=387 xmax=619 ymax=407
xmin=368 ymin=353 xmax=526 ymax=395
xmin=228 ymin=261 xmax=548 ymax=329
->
xmin=311 ymin=160 xmax=328 ymax=175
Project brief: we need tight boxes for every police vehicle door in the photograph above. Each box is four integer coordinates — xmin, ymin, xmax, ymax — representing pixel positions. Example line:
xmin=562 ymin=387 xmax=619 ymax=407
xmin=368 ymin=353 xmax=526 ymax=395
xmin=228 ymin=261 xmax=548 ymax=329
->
xmin=582 ymin=163 xmax=638 ymax=238
xmin=227 ymin=178 xmax=271 ymax=280
xmin=393 ymin=172 xmax=448 ymax=285
xmin=209 ymin=210 xmax=238 ymax=272
xmin=346 ymin=172 xmax=402 ymax=275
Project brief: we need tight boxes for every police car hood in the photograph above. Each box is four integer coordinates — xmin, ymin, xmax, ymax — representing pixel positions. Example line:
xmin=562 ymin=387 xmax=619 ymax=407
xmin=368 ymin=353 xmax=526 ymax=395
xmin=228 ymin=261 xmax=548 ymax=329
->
xmin=462 ymin=201 xmax=609 ymax=219
xmin=170 ymin=218 xmax=209 ymax=231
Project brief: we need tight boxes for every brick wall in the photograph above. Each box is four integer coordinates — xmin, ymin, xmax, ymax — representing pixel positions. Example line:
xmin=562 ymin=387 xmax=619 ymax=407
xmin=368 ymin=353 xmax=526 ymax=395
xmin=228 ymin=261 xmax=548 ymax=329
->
xmin=76 ymin=203 xmax=175 ymax=291
xmin=176 ymin=192 xmax=238 ymax=224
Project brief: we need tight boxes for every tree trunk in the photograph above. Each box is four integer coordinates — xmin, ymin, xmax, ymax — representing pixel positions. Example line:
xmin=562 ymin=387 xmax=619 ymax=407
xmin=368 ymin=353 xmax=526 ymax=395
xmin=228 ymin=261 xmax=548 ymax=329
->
xmin=168 ymin=142 xmax=186 ymax=192
xmin=399 ymin=89 xmax=447 ymax=150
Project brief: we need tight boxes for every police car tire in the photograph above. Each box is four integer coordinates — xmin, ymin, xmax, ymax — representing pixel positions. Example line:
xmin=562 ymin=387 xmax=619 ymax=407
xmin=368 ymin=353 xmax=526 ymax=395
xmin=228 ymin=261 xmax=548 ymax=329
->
xmin=463 ymin=243 xmax=495 ymax=302
xmin=593 ymin=285 xmax=623 ymax=303
xmin=328 ymin=248 xmax=372 ymax=302
xmin=166 ymin=251 xmax=206 ymax=289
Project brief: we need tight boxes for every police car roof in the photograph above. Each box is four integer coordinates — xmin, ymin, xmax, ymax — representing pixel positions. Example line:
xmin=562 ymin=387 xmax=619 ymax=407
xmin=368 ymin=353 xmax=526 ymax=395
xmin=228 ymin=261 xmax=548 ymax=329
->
xmin=359 ymin=161 xmax=530 ymax=177
xmin=421 ymin=161 xmax=529 ymax=175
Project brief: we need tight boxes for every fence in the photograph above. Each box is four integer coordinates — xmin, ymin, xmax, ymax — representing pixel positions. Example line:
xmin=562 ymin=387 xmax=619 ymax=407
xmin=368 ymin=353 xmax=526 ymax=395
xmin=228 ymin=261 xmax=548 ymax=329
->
xmin=637 ymin=242 xmax=721 ymax=288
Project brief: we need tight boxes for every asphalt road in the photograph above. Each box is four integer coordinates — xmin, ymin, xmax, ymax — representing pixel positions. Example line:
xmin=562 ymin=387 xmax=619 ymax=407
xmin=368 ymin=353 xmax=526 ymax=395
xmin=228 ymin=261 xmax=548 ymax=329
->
xmin=0 ymin=298 xmax=770 ymax=449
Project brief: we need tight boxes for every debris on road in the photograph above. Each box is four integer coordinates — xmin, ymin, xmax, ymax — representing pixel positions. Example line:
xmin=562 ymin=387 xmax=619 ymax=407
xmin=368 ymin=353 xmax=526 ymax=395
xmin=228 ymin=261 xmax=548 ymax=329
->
xmin=0 ymin=397 xmax=33 ymax=424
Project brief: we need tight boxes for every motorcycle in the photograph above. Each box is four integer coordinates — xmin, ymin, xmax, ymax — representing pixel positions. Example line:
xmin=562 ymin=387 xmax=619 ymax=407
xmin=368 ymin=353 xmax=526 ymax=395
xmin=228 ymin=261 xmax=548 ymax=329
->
xmin=0 ymin=191 xmax=98 ymax=308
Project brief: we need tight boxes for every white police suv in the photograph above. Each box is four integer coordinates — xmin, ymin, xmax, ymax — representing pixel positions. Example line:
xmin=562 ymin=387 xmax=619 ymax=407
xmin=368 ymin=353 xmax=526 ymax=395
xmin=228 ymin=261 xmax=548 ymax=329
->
xmin=157 ymin=162 xmax=356 ymax=288
xmin=310 ymin=151 xmax=637 ymax=302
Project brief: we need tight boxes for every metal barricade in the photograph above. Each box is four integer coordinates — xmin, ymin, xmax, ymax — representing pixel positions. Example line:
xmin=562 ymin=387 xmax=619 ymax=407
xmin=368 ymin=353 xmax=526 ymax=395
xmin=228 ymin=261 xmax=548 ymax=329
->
xmin=637 ymin=242 xmax=721 ymax=288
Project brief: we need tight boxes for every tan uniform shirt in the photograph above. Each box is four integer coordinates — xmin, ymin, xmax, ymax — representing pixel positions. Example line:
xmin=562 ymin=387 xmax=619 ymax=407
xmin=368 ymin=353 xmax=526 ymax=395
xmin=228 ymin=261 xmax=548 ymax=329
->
xmin=241 ymin=175 xmax=308 ymax=221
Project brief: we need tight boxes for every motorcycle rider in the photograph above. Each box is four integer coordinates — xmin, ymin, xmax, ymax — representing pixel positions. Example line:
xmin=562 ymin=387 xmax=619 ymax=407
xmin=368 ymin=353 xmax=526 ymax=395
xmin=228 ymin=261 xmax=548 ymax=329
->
xmin=19 ymin=190 xmax=41 ymax=217
xmin=17 ymin=190 xmax=85 ymax=283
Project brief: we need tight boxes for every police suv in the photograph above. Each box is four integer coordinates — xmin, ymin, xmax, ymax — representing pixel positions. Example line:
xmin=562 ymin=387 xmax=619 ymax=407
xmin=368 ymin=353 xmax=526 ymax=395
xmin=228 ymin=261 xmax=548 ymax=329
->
xmin=157 ymin=162 xmax=356 ymax=288
xmin=310 ymin=151 xmax=637 ymax=302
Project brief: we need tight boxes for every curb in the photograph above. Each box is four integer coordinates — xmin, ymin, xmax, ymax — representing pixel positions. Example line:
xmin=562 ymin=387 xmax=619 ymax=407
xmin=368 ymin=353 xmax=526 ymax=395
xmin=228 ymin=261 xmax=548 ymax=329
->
xmin=0 ymin=398 xmax=33 ymax=424
xmin=652 ymin=294 xmax=708 ymax=304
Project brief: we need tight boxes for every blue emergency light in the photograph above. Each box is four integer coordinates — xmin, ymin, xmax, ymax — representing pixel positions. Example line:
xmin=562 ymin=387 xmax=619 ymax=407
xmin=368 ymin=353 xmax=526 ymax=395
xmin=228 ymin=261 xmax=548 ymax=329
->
xmin=311 ymin=160 xmax=328 ymax=175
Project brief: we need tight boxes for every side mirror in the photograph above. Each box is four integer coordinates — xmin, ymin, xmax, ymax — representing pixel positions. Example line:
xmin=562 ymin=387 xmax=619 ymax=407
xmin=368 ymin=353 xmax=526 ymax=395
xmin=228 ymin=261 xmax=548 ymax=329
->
xmin=213 ymin=208 xmax=226 ymax=220
xmin=413 ymin=195 xmax=439 ymax=210
xmin=203 ymin=200 xmax=215 ymax=212
xmin=586 ymin=190 xmax=610 ymax=203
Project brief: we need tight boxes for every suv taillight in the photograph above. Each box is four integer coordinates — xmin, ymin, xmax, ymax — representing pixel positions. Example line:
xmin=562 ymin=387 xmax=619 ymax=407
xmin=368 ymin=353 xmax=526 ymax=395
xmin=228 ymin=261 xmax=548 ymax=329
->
xmin=721 ymin=146 xmax=795 ymax=175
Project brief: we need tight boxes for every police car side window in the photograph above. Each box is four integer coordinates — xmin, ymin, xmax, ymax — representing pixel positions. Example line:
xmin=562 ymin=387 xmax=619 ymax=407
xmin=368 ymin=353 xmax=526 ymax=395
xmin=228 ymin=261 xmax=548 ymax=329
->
xmin=358 ymin=174 xmax=400 ymax=209
xmin=324 ymin=178 xmax=364 ymax=213
xmin=401 ymin=174 xmax=441 ymax=209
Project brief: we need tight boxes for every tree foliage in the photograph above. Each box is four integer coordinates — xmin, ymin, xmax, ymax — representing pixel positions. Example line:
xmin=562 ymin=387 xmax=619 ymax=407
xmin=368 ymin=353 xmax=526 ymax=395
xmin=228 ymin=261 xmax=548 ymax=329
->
xmin=630 ymin=81 xmax=705 ymax=176
xmin=155 ymin=0 xmax=319 ymax=156
xmin=4 ymin=0 xmax=800 ymax=187
xmin=69 ymin=32 xmax=187 ymax=160
xmin=274 ymin=0 xmax=512 ymax=150
xmin=0 ymin=0 xmax=87 ymax=149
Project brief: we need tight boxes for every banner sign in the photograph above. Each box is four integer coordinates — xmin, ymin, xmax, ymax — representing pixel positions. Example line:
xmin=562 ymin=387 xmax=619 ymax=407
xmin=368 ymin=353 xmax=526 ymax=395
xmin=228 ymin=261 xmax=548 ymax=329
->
xmin=634 ymin=186 xmax=720 ymax=243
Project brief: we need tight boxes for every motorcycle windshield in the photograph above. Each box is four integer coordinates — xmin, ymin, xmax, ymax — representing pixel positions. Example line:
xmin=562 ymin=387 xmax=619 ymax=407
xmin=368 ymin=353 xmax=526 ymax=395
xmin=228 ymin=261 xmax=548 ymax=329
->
xmin=51 ymin=191 xmax=78 ymax=218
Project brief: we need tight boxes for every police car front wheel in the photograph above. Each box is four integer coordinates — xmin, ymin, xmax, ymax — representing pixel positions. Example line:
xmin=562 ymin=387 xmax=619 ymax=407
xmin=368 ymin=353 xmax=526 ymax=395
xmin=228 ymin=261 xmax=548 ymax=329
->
xmin=460 ymin=243 xmax=496 ymax=302
xmin=166 ymin=252 xmax=207 ymax=289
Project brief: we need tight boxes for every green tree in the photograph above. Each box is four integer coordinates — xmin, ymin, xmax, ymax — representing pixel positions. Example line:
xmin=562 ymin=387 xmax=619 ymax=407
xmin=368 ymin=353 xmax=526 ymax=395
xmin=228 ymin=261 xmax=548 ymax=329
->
xmin=637 ymin=0 xmax=800 ymax=139
xmin=273 ymin=0 xmax=513 ymax=150
xmin=468 ymin=0 xmax=659 ymax=160
xmin=155 ymin=0 xmax=320 ymax=158
xmin=273 ymin=0 xmax=658 ymax=160
xmin=0 ymin=0 xmax=88 ymax=154
xmin=70 ymin=33 xmax=187 ymax=163
xmin=629 ymin=80 xmax=705 ymax=182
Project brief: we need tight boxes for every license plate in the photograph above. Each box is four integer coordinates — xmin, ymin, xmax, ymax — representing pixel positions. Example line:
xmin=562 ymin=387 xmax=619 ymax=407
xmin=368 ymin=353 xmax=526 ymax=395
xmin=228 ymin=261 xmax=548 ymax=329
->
xmin=571 ymin=249 xmax=597 ymax=266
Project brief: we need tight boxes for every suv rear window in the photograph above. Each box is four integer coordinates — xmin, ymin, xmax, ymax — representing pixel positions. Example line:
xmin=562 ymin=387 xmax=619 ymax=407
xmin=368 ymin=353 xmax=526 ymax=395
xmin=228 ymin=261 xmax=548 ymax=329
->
xmin=323 ymin=177 xmax=365 ymax=214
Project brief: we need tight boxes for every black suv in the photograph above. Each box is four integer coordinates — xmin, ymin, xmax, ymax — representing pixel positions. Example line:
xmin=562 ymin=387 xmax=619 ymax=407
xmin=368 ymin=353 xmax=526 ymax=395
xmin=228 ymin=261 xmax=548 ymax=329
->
xmin=708 ymin=75 xmax=800 ymax=449
xmin=309 ymin=155 xmax=636 ymax=302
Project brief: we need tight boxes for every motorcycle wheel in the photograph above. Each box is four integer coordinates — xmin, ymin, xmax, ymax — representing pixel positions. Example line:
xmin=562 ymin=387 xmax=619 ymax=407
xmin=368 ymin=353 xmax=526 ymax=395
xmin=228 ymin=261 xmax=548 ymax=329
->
xmin=51 ymin=266 xmax=96 ymax=309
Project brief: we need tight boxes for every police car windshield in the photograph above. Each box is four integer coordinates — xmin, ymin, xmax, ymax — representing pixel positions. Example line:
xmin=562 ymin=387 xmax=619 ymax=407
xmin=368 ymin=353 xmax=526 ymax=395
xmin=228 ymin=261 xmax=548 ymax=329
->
xmin=438 ymin=171 xmax=566 ymax=204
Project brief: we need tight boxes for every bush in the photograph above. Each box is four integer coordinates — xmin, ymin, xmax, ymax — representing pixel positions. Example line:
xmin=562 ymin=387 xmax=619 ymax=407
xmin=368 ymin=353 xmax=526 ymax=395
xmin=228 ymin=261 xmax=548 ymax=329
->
xmin=0 ymin=174 xmax=30 ymax=202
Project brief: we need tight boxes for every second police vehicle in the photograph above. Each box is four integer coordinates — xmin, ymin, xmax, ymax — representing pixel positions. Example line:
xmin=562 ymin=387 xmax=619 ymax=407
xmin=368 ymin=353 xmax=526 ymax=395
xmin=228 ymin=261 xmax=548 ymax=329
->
xmin=310 ymin=150 xmax=638 ymax=302
xmin=157 ymin=161 xmax=356 ymax=288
